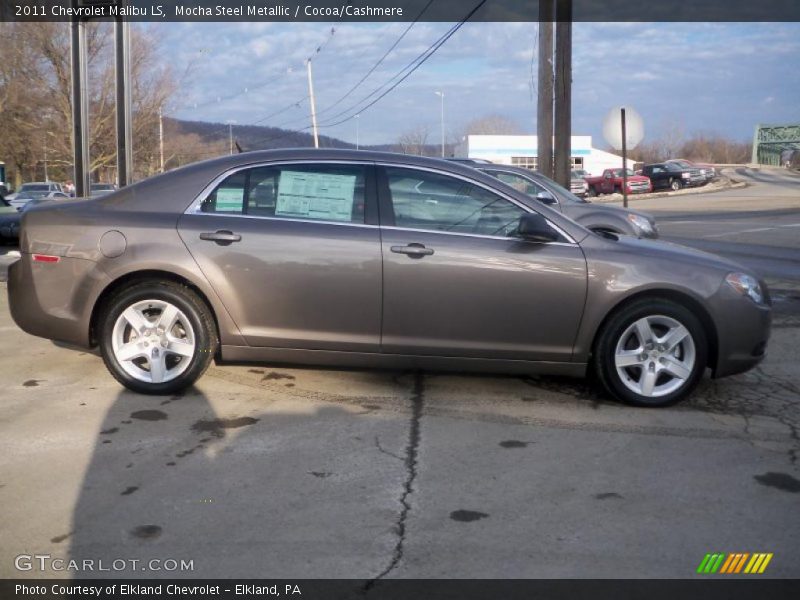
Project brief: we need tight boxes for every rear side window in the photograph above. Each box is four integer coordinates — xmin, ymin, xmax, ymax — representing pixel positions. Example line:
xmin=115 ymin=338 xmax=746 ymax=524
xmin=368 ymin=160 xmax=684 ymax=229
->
xmin=385 ymin=167 xmax=526 ymax=237
xmin=201 ymin=164 xmax=367 ymax=224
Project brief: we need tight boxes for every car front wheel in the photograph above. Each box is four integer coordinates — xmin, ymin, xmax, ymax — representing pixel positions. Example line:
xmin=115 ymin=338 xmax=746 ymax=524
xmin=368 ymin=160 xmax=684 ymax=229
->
xmin=670 ymin=178 xmax=682 ymax=191
xmin=594 ymin=299 xmax=707 ymax=407
xmin=99 ymin=280 xmax=218 ymax=395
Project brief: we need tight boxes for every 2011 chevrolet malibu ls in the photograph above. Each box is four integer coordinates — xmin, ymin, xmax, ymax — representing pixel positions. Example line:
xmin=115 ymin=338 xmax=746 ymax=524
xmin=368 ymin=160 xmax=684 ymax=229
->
xmin=7 ymin=150 xmax=771 ymax=407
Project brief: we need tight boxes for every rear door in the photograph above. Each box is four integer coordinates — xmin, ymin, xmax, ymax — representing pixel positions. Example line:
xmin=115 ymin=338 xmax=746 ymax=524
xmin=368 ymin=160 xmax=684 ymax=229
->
xmin=178 ymin=161 xmax=383 ymax=352
xmin=377 ymin=165 xmax=587 ymax=362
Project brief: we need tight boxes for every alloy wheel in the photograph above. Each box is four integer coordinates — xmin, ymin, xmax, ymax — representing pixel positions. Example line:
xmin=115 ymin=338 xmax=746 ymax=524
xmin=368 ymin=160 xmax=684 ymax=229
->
xmin=613 ymin=315 xmax=696 ymax=398
xmin=111 ymin=299 xmax=196 ymax=384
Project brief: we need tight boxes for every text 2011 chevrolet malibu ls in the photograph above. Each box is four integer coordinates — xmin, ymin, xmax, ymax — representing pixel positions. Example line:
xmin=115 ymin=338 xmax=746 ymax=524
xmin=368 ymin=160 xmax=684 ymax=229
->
xmin=7 ymin=150 xmax=771 ymax=407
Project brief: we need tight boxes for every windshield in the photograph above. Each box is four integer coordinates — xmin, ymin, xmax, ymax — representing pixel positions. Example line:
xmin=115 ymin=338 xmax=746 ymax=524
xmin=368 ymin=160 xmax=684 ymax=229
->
xmin=21 ymin=184 xmax=50 ymax=192
xmin=92 ymin=184 xmax=115 ymax=191
xmin=612 ymin=169 xmax=636 ymax=177
xmin=543 ymin=176 xmax=588 ymax=203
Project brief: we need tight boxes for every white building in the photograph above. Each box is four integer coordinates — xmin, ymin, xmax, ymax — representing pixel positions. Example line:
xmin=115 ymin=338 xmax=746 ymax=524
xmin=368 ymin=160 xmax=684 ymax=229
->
xmin=454 ymin=134 xmax=635 ymax=176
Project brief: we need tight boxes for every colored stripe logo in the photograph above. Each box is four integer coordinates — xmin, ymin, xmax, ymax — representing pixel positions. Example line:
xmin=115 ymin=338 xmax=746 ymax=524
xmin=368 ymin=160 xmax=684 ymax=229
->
xmin=697 ymin=553 xmax=773 ymax=574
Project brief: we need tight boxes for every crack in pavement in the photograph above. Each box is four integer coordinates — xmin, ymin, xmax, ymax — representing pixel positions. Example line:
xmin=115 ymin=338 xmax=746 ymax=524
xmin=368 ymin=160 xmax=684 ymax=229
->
xmin=367 ymin=372 xmax=424 ymax=589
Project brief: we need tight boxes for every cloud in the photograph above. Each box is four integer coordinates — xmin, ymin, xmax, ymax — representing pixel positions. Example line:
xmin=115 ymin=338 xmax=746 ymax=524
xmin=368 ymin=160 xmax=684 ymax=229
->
xmin=153 ymin=21 xmax=800 ymax=145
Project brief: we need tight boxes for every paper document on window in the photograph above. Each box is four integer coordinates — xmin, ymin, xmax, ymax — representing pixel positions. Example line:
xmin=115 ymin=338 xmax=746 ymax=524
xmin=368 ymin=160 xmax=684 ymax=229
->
xmin=215 ymin=186 xmax=244 ymax=212
xmin=276 ymin=171 xmax=357 ymax=222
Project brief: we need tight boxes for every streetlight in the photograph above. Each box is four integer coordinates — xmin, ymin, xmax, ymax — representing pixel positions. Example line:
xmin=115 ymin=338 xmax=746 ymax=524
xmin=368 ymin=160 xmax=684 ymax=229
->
xmin=434 ymin=91 xmax=445 ymax=157
xmin=355 ymin=114 xmax=360 ymax=150
xmin=226 ymin=120 xmax=236 ymax=155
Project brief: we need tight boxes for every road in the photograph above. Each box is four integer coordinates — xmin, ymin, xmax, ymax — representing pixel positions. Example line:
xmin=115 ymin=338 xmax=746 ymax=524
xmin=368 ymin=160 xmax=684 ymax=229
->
xmin=0 ymin=167 xmax=798 ymax=581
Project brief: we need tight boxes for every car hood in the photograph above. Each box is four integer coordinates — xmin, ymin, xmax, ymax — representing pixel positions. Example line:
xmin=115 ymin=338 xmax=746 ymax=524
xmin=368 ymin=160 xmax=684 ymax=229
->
xmin=606 ymin=234 xmax=749 ymax=274
xmin=582 ymin=202 xmax=653 ymax=220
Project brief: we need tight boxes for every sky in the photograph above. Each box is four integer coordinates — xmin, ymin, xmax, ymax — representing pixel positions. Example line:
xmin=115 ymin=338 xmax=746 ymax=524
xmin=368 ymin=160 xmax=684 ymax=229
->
xmin=152 ymin=20 xmax=800 ymax=147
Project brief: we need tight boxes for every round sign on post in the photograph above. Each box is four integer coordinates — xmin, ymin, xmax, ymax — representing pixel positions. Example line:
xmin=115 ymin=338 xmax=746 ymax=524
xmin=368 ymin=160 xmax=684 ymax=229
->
xmin=603 ymin=106 xmax=644 ymax=150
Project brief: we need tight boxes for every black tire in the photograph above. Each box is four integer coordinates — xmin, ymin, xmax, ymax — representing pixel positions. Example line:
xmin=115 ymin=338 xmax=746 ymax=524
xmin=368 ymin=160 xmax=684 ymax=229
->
xmin=593 ymin=298 xmax=708 ymax=407
xmin=614 ymin=185 xmax=622 ymax=194
xmin=670 ymin=178 xmax=682 ymax=191
xmin=98 ymin=280 xmax=218 ymax=395
xmin=587 ymin=186 xmax=597 ymax=198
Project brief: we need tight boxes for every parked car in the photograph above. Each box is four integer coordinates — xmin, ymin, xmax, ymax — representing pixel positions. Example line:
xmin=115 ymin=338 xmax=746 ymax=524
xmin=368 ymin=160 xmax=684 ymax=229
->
xmin=91 ymin=183 xmax=118 ymax=197
xmin=0 ymin=197 xmax=18 ymax=243
xmin=570 ymin=170 xmax=589 ymax=197
xmin=666 ymin=159 xmax=716 ymax=182
xmin=642 ymin=163 xmax=705 ymax=191
xmin=8 ymin=190 xmax=69 ymax=211
xmin=477 ymin=164 xmax=658 ymax=239
xmin=585 ymin=168 xmax=652 ymax=196
xmin=8 ymin=149 xmax=771 ymax=407
xmin=5 ymin=181 xmax=64 ymax=202
xmin=0 ymin=197 xmax=56 ymax=242
xmin=572 ymin=168 xmax=590 ymax=179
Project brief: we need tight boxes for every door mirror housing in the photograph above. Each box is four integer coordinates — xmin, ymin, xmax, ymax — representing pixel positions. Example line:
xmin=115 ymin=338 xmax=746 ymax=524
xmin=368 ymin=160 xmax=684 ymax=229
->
xmin=535 ymin=190 xmax=557 ymax=205
xmin=517 ymin=213 xmax=560 ymax=243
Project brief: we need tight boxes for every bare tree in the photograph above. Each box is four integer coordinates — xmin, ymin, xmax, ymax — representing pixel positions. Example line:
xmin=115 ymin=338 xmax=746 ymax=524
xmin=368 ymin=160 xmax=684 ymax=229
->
xmin=0 ymin=21 xmax=177 ymax=186
xmin=462 ymin=114 xmax=523 ymax=135
xmin=398 ymin=125 xmax=430 ymax=156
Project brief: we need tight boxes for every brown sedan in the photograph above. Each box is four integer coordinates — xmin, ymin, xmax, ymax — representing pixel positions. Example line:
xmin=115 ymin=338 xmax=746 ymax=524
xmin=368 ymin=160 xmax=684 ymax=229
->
xmin=7 ymin=150 xmax=771 ymax=407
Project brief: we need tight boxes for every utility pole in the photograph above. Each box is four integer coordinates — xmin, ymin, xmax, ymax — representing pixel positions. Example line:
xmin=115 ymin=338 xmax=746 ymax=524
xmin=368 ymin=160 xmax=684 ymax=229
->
xmin=307 ymin=60 xmax=320 ymax=148
xmin=537 ymin=0 xmax=554 ymax=179
xmin=227 ymin=121 xmax=235 ymax=155
xmin=43 ymin=137 xmax=49 ymax=181
xmin=355 ymin=114 xmax=360 ymax=150
xmin=435 ymin=91 xmax=445 ymax=157
xmin=553 ymin=0 xmax=572 ymax=189
xmin=621 ymin=107 xmax=629 ymax=208
xmin=115 ymin=17 xmax=133 ymax=187
xmin=71 ymin=15 xmax=90 ymax=197
xmin=158 ymin=108 xmax=165 ymax=172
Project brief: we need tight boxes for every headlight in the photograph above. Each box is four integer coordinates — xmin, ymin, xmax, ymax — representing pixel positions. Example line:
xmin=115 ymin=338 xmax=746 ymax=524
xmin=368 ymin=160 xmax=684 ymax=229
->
xmin=627 ymin=214 xmax=654 ymax=235
xmin=725 ymin=273 xmax=765 ymax=305
xmin=681 ymin=172 xmax=691 ymax=178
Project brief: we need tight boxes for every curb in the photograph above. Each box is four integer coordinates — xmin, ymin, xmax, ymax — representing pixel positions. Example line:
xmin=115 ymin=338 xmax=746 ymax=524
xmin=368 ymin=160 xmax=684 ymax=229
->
xmin=589 ymin=179 xmax=748 ymax=204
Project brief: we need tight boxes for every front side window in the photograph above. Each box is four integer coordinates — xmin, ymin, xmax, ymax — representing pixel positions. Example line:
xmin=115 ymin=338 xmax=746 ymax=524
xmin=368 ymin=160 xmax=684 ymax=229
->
xmin=385 ymin=167 xmax=526 ymax=238
xmin=201 ymin=164 xmax=366 ymax=224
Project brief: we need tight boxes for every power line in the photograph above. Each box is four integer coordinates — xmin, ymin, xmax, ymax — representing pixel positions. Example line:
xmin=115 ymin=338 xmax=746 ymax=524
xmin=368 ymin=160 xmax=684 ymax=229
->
xmin=314 ymin=0 xmax=436 ymax=119
xmin=317 ymin=0 xmax=488 ymax=129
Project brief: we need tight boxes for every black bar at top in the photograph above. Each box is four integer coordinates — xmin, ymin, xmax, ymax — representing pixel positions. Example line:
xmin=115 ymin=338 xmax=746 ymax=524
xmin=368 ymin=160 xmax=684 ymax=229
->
xmin=3 ymin=0 xmax=800 ymax=22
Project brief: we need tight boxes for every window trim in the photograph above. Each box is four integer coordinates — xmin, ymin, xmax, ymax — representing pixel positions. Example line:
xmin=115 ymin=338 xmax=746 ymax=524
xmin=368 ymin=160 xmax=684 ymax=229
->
xmin=184 ymin=160 xmax=378 ymax=228
xmin=185 ymin=159 xmax=576 ymax=245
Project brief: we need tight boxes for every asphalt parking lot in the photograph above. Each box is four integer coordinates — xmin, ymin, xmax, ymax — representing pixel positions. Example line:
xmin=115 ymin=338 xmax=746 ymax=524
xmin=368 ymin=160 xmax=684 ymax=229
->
xmin=0 ymin=167 xmax=798 ymax=580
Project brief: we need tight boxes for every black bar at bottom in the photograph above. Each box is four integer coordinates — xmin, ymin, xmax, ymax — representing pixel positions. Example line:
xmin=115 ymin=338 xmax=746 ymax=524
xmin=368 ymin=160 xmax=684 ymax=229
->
xmin=2 ymin=579 xmax=799 ymax=600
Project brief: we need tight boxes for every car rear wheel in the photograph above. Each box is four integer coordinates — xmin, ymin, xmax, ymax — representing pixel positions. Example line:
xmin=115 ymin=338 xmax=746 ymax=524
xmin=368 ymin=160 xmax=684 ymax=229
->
xmin=670 ymin=178 xmax=682 ymax=191
xmin=99 ymin=280 xmax=217 ymax=395
xmin=594 ymin=298 xmax=707 ymax=407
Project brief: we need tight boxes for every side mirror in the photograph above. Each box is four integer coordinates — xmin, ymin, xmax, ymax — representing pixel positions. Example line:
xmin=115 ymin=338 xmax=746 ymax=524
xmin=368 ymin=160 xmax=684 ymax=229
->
xmin=535 ymin=191 xmax=557 ymax=205
xmin=517 ymin=213 xmax=560 ymax=243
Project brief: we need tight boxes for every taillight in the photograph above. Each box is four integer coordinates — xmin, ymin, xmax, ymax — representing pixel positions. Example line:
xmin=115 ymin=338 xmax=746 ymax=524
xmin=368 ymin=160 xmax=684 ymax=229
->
xmin=32 ymin=254 xmax=60 ymax=263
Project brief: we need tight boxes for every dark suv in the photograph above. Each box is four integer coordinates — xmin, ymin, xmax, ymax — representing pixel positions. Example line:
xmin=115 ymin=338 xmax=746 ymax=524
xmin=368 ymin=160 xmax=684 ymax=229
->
xmin=642 ymin=163 xmax=705 ymax=191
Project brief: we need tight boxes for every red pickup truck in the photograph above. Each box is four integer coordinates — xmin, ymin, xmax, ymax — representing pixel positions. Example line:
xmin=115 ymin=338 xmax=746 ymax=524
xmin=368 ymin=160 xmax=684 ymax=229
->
xmin=585 ymin=168 xmax=652 ymax=197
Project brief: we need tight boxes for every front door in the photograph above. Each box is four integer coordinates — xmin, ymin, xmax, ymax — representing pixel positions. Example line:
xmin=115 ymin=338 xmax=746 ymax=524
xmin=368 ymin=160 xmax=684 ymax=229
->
xmin=178 ymin=162 xmax=382 ymax=352
xmin=378 ymin=166 xmax=587 ymax=362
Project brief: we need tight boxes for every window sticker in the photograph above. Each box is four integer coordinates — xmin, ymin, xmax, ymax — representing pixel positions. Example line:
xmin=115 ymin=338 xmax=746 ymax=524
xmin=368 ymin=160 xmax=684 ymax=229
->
xmin=275 ymin=171 xmax=357 ymax=222
xmin=215 ymin=186 xmax=245 ymax=212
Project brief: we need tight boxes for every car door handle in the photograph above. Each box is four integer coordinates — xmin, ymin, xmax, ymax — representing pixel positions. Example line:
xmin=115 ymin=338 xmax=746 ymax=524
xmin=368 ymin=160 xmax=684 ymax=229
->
xmin=199 ymin=230 xmax=242 ymax=245
xmin=390 ymin=243 xmax=434 ymax=258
